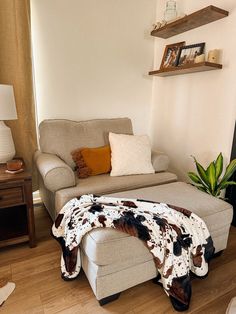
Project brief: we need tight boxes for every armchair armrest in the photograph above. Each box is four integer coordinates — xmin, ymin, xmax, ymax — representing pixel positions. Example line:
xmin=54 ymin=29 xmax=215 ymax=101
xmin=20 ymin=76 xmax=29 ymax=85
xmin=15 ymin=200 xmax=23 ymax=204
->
xmin=151 ymin=150 xmax=169 ymax=172
xmin=34 ymin=151 xmax=76 ymax=192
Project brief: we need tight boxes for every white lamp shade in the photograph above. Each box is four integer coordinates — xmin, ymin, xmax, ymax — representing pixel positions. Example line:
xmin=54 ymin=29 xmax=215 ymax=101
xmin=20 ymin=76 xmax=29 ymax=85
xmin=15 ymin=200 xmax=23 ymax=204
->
xmin=0 ymin=85 xmax=17 ymax=120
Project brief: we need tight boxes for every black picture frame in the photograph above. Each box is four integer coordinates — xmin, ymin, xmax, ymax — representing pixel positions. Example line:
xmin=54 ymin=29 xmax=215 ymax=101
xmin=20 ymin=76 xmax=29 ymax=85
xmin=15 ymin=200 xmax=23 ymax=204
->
xmin=176 ymin=43 xmax=205 ymax=67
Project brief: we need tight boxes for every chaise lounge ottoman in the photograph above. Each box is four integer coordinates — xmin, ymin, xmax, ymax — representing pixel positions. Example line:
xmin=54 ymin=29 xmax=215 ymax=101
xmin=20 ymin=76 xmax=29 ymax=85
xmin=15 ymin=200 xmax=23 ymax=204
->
xmin=80 ymin=182 xmax=233 ymax=304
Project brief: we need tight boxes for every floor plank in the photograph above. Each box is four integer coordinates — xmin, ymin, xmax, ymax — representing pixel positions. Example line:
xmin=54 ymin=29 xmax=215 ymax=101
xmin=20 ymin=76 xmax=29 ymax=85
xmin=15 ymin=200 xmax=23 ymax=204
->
xmin=192 ymin=287 xmax=236 ymax=314
xmin=0 ymin=205 xmax=235 ymax=313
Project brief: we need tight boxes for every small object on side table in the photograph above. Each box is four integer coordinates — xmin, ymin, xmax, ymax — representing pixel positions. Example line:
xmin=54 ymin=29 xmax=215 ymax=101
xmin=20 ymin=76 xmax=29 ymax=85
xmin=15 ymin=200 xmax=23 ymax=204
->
xmin=6 ymin=159 xmax=23 ymax=172
xmin=0 ymin=162 xmax=36 ymax=248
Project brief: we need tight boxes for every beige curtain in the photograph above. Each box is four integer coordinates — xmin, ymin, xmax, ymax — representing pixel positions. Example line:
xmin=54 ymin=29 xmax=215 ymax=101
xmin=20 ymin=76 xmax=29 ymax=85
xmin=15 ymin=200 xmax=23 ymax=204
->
xmin=0 ymin=0 xmax=38 ymax=190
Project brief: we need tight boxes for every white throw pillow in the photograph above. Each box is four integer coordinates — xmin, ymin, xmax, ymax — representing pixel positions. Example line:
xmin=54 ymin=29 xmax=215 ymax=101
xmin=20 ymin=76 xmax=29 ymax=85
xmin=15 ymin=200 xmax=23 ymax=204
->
xmin=109 ymin=132 xmax=155 ymax=176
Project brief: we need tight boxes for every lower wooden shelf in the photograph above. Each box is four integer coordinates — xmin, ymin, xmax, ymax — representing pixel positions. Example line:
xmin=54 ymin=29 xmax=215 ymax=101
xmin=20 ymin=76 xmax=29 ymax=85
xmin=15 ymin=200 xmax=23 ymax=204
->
xmin=0 ymin=205 xmax=28 ymax=241
xmin=149 ymin=62 xmax=222 ymax=77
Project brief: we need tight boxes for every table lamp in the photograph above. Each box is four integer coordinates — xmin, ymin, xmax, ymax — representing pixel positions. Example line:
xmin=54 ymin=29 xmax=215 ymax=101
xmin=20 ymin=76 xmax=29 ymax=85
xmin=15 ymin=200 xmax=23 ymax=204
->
xmin=0 ymin=84 xmax=17 ymax=163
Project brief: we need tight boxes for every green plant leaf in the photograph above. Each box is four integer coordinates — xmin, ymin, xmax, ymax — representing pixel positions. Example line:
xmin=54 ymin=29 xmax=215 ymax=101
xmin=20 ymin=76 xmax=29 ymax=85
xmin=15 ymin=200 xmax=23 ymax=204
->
xmin=214 ymin=152 xmax=223 ymax=180
xmin=220 ymin=159 xmax=236 ymax=184
xmin=188 ymin=172 xmax=203 ymax=185
xmin=192 ymin=156 xmax=209 ymax=186
xmin=196 ymin=186 xmax=209 ymax=193
xmin=218 ymin=180 xmax=236 ymax=190
xmin=206 ymin=162 xmax=216 ymax=193
xmin=189 ymin=154 xmax=236 ymax=198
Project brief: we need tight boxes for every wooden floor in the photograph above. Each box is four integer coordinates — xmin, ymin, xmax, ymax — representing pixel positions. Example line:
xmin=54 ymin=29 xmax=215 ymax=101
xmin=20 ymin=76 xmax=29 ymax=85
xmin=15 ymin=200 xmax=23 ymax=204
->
xmin=0 ymin=205 xmax=236 ymax=314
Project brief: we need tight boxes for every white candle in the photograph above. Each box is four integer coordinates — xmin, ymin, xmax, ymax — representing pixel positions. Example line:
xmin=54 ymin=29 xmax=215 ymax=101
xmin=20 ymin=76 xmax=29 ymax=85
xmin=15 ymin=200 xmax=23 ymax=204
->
xmin=207 ymin=50 xmax=220 ymax=63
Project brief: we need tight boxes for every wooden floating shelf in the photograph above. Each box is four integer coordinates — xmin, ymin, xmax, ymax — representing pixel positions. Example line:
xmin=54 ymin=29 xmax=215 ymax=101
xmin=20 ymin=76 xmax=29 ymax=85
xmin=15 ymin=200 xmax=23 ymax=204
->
xmin=149 ymin=62 xmax=222 ymax=77
xmin=151 ymin=5 xmax=229 ymax=39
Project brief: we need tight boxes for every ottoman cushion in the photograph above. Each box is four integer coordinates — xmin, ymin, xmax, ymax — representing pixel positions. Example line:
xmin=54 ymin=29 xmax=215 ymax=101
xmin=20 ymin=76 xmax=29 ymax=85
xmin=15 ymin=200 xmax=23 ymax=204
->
xmin=82 ymin=228 xmax=152 ymax=265
xmin=81 ymin=182 xmax=233 ymax=265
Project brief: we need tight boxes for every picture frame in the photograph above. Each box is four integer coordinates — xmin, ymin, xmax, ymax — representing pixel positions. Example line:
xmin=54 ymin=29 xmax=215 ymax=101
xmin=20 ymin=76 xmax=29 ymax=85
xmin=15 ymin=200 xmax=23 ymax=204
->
xmin=177 ymin=43 xmax=205 ymax=67
xmin=160 ymin=41 xmax=185 ymax=69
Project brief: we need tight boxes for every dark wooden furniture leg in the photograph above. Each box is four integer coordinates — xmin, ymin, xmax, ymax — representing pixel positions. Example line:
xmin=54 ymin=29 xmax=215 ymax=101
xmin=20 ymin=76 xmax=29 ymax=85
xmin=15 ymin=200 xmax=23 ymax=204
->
xmin=25 ymin=178 xmax=36 ymax=248
xmin=213 ymin=250 xmax=223 ymax=258
xmin=98 ymin=292 xmax=121 ymax=306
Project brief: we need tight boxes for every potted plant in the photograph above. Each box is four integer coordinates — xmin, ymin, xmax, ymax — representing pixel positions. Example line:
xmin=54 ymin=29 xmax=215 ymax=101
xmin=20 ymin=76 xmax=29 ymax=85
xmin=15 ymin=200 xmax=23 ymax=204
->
xmin=188 ymin=153 xmax=236 ymax=197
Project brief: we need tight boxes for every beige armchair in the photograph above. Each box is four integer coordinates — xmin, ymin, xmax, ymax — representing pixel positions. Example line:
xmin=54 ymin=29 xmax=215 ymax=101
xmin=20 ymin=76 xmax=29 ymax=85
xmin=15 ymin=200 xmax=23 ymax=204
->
xmin=35 ymin=118 xmax=177 ymax=220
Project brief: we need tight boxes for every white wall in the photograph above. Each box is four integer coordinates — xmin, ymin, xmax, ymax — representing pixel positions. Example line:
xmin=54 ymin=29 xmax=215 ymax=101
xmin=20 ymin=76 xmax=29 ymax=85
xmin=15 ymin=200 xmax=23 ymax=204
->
xmin=31 ymin=0 xmax=156 ymax=134
xmin=31 ymin=0 xmax=236 ymax=180
xmin=151 ymin=0 xmax=236 ymax=180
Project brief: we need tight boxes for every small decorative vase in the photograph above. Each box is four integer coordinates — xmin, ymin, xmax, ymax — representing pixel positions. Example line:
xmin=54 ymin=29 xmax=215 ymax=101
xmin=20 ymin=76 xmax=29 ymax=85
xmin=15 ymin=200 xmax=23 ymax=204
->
xmin=164 ymin=0 xmax=177 ymax=22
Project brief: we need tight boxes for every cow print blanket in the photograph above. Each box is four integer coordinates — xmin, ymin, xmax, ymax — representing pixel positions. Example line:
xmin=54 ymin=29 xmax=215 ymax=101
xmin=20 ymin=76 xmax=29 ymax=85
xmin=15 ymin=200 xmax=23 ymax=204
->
xmin=52 ymin=194 xmax=215 ymax=311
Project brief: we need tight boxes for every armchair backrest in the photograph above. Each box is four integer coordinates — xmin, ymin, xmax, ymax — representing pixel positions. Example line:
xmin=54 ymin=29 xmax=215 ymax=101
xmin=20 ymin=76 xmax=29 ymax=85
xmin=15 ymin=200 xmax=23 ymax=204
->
xmin=38 ymin=118 xmax=133 ymax=168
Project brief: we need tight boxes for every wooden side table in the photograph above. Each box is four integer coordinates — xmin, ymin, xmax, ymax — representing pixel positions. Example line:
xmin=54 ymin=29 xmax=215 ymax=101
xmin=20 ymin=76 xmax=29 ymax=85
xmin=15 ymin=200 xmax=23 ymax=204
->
xmin=0 ymin=164 xmax=36 ymax=248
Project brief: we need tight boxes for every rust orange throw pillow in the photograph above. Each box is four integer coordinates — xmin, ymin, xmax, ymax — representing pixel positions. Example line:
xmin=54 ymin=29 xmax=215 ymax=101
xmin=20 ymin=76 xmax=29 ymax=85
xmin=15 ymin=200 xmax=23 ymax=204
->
xmin=71 ymin=146 xmax=111 ymax=178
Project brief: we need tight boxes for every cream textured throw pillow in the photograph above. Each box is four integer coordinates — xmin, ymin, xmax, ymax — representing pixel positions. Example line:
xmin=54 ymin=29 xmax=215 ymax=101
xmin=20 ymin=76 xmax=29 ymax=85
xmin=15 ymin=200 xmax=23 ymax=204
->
xmin=109 ymin=133 xmax=155 ymax=176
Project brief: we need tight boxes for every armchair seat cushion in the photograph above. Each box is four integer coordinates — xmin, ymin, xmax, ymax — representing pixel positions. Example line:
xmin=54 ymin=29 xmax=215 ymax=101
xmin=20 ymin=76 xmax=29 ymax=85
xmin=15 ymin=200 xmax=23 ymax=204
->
xmin=55 ymin=171 xmax=177 ymax=213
